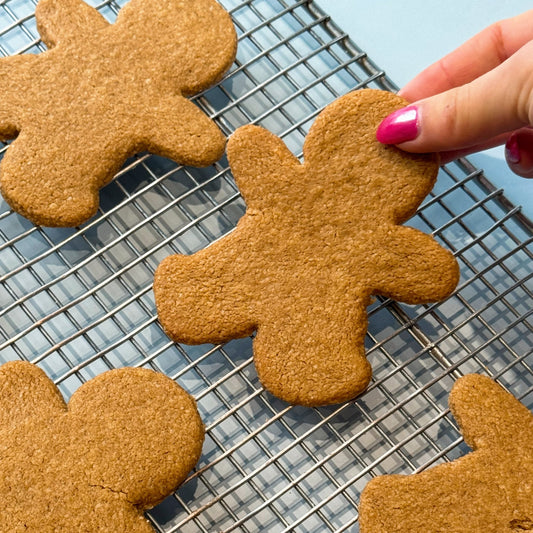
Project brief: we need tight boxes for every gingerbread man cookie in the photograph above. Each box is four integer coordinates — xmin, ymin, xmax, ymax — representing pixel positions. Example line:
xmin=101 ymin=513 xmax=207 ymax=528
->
xmin=0 ymin=361 xmax=204 ymax=532
xmin=359 ymin=373 xmax=533 ymax=532
xmin=154 ymin=89 xmax=460 ymax=406
xmin=0 ymin=0 xmax=237 ymax=226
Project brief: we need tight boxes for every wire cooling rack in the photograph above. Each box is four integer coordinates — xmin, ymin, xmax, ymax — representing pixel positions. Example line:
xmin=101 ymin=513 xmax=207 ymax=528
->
xmin=0 ymin=0 xmax=532 ymax=531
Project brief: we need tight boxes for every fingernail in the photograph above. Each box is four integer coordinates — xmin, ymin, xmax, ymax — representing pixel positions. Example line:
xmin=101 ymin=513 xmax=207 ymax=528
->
xmin=505 ymin=133 xmax=520 ymax=164
xmin=376 ymin=106 xmax=419 ymax=145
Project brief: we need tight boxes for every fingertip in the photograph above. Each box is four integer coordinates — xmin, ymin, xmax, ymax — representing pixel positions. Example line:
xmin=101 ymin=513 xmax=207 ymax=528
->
xmin=505 ymin=129 xmax=533 ymax=179
xmin=376 ymin=106 xmax=420 ymax=145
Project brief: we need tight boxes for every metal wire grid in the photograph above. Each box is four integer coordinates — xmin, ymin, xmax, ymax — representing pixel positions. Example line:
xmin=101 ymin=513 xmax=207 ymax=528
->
xmin=0 ymin=0 xmax=531 ymax=531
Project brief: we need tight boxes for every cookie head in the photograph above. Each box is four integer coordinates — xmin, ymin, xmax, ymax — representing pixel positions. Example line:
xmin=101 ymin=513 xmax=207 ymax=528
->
xmin=303 ymin=89 xmax=438 ymax=224
xmin=0 ymin=361 xmax=204 ymax=531
xmin=154 ymin=89 xmax=459 ymax=406
xmin=359 ymin=374 xmax=533 ymax=532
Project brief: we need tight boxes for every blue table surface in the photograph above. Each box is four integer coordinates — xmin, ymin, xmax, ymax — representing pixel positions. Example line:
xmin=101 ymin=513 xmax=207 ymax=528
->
xmin=315 ymin=1 xmax=533 ymax=221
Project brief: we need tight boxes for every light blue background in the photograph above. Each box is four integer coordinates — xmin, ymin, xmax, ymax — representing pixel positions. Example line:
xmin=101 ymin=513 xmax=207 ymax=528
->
xmin=316 ymin=1 xmax=533 ymax=220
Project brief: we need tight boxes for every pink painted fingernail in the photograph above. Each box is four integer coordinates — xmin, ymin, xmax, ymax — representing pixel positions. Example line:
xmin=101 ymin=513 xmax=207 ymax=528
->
xmin=376 ymin=106 xmax=419 ymax=145
xmin=505 ymin=133 xmax=520 ymax=164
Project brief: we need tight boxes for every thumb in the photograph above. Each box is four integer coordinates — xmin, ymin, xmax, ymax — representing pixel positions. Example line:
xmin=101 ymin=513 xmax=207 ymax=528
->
xmin=376 ymin=40 xmax=533 ymax=154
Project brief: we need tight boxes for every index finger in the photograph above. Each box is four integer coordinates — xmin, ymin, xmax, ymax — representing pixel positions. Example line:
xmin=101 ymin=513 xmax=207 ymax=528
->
xmin=399 ymin=9 xmax=533 ymax=102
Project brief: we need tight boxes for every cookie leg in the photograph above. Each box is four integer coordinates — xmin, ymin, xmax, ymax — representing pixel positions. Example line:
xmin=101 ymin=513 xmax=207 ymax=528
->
xmin=0 ymin=128 xmax=128 ymax=226
xmin=358 ymin=453 xmax=485 ymax=533
xmin=0 ymin=116 xmax=17 ymax=142
xmin=449 ymin=374 xmax=533 ymax=450
xmin=0 ymin=55 xmax=35 ymax=140
xmin=359 ymin=375 xmax=533 ymax=533
xmin=253 ymin=299 xmax=372 ymax=406
xmin=153 ymin=239 xmax=256 ymax=345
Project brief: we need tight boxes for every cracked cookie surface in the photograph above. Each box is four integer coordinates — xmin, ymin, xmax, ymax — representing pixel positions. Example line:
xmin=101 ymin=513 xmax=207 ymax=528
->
xmin=0 ymin=361 xmax=204 ymax=532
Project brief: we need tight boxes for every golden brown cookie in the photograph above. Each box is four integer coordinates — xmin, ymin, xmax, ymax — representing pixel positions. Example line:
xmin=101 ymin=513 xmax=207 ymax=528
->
xmin=0 ymin=0 xmax=237 ymax=227
xmin=153 ymin=89 xmax=460 ymax=407
xmin=359 ymin=373 xmax=533 ymax=532
xmin=0 ymin=360 xmax=204 ymax=532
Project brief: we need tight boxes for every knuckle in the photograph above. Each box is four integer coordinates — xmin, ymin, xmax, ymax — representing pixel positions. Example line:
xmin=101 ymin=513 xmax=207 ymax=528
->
xmin=438 ymin=86 xmax=471 ymax=147
xmin=514 ymin=45 xmax=533 ymax=126
xmin=485 ymin=20 xmax=509 ymax=65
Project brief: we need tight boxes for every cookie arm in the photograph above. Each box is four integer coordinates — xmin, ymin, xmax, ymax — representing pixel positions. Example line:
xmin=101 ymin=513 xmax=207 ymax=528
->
xmin=0 ymin=361 xmax=66 ymax=429
xmin=142 ymin=96 xmax=226 ymax=167
xmin=371 ymin=226 xmax=459 ymax=304
xmin=68 ymin=368 xmax=204 ymax=509
xmin=35 ymin=0 xmax=109 ymax=48
xmin=153 ymin=228 xmax=256 ymax=345
xmin=227 ymin=125 xmax=302 ymax=211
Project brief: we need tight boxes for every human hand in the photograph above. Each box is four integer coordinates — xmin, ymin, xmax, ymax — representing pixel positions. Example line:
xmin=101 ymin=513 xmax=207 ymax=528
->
xmin=376 ymin=9 xmax=533 ymax=178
